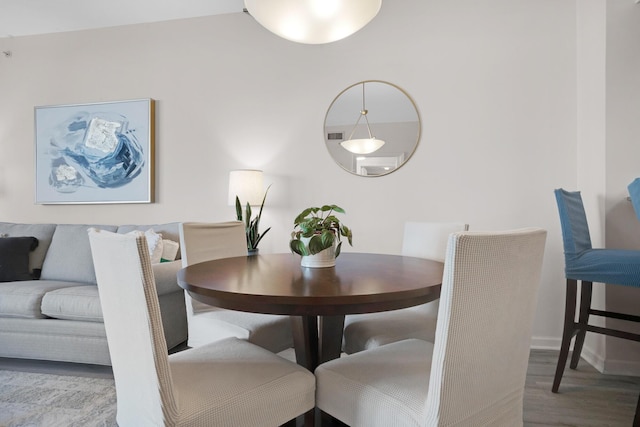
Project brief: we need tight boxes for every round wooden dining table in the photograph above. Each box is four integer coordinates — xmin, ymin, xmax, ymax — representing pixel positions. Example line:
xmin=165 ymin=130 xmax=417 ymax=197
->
xmin=177 ymin=252 xmax=444 ymax=371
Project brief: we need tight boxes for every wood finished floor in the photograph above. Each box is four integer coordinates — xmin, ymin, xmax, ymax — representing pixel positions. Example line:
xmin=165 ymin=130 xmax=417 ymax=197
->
xmin=1 ymin=349 xmax=638 ymax=426
xmin=524 ymin=350 xmax=639 ymax=426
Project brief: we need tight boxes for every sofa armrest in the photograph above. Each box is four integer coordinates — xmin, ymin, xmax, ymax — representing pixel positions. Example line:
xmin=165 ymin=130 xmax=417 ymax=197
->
xmin=152 ymin=260 xmax=182 ymax=297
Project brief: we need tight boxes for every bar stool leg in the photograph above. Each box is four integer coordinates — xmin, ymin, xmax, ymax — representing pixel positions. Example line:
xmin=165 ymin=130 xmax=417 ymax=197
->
xmin=553 ymin=279 xmax=578 ymax=393
xmin=570 ymin=280 xmax=592 ymax=369
xmin=633 ymin=392 xmax=639 ymax=427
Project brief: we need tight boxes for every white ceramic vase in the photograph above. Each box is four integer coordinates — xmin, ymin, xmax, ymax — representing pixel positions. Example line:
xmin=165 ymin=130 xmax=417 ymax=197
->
xmin=300 ymin=237 xmax=336 ymax=268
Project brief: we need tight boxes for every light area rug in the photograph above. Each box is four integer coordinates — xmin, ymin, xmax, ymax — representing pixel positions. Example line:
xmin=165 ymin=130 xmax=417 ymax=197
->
xmin=0 ymin=370 xmax=116 ymax=427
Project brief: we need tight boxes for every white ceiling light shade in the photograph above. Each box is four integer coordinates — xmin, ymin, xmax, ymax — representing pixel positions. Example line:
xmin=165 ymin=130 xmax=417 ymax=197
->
xmin=244 ymin=0 xmax=382 ymax=44
xmin=340 ymin=137 xmax=385 ymax=155
xmin=340 ymin=82 xmax=385 ymax=155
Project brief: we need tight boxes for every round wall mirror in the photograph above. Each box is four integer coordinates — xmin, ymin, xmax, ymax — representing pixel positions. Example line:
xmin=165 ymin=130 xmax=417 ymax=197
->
xmin=324 ymin=80 xmax=421 ymax=177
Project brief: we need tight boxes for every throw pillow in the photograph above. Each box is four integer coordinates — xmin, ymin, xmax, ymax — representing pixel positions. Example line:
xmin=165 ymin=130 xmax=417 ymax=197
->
xmin=144 ymin=229 xmax=164 ymax=263
xmin=0 ymin=236 xmax=39 ymax=282
xmin=127 ymin=229 xmax=164 ymax=263
xmin=161 ymin=239 xmax=179 ymax=262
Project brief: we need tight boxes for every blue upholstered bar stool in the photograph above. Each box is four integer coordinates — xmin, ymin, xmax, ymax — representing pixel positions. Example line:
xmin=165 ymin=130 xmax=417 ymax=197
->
xmin=628 ymin=178 xmax=640 ymax=426
xmin=628 ymin=178 xmax=640 ymax=222
xmin=553 ymin=189 xmax=640 ymax=394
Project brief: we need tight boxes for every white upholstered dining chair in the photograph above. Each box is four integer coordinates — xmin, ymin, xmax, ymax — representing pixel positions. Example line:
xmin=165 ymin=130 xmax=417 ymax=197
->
xmin=88 ymin=228 xmax=314 ymax=427
xmin=342 ymin=221 xmax=468 ymax=354
xmin=317 ymin=228 xmax=547 ymax=426
xmin=179 ymin=221 xmax=293 ymax=352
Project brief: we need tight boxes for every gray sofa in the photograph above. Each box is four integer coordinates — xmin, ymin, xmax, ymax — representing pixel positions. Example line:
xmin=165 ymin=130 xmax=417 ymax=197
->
xmin=0 ymin=222 xmax=187 ymax=366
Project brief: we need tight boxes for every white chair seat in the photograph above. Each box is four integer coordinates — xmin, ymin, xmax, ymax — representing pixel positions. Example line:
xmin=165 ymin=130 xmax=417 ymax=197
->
xmin=342 ymin=306 xmax=437 ymax=354
xmin=318 ymin=339 xmax=433 ymax=427
xmin=186 ymin=308 xmax=293 ymax=352
xmin=169 ymin=337 xmax=313 ymax=425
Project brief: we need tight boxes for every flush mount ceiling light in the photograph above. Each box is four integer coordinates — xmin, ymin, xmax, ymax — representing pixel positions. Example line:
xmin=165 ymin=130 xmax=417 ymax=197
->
xmin=244 ymin=0 xmax=382 ymax=44
xmin=340 ymin=82 xmax=385 ymax=155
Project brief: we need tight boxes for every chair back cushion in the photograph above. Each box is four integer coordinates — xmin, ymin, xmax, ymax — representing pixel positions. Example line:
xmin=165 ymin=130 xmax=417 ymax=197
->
xmin=179 ymin=221 xmax=247 ymax=268
xmin=402 ymin=222 xmax=469 ymax=262
xmin=628 ymin=178 xmax=640 ymax=223
xmin=179 ymin=221 xmax=248 ymax=316
xmin=88 ymin=229 xmax=177 ymax=426
xmin=554 ymin=189 xmax=593 ymax=256
xmin=425 ymin=228 xmax=547 ymax=425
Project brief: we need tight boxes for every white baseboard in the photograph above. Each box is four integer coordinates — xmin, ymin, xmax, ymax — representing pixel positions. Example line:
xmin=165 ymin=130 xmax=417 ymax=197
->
xmin=530 ymin=336 xmax=604 ymax=372
xmin=530 ymin=336 xmax=561 ymax=350
xmin=579 ymin=344 xmax=606 ymax=373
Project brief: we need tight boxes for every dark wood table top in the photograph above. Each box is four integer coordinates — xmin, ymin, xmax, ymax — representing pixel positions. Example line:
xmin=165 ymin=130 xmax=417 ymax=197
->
xmin=177 ymin=252 xmax=444 ymax=316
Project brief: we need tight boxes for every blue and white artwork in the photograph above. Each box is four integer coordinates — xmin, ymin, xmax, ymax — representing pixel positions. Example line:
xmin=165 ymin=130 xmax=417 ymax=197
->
xmin=35 ymin=99 xmax=154 ymax=204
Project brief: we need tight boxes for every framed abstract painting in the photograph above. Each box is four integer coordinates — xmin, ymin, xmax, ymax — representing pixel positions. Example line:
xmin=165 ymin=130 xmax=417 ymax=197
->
xmin=34 ymin=98 xmax=155 ymax=204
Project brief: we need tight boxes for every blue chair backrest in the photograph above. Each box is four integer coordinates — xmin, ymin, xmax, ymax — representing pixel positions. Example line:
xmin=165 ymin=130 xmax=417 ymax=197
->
xmin=554 ymin=189 xmax=593 ymax=256
xmin=628 ymin=178 xmax=640 ymax=222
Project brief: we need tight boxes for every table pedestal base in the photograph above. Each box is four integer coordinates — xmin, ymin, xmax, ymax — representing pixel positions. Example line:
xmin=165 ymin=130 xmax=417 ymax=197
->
xmin=291 ymin=315 xmax=345 ymax=372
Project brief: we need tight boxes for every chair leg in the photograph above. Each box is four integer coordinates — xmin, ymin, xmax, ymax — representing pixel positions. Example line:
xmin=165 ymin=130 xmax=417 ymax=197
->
xmin=320 ymin=410 xmax=348 ymax=426
xmin=570 ymin=280 xmax=592 ymax=369
xmin=304 ymin=408 xmax=315 ymax=427
xmin=553 ymin=279 xmax=578 ymax=393
xmin=634 ymin=392 xmax=639 ymax=427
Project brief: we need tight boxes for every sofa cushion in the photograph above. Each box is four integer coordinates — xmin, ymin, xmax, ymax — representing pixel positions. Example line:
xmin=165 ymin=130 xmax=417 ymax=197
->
xmin=0 ymin=237 xmax=39 ymax=281
xmin=0 ymin=281 xmax=82 ymax=318
xmin=117 ymin=223 xmax=181 ymax=259
xmin=152 ymin=260 xmax=182 ymax=296
xmin=41 ymin=285 xmax=103 ymax=322
xmin=0 ymin=223 xmax=56 ymax=277
xmin=41 ymin=224 xmax=118 ymax=284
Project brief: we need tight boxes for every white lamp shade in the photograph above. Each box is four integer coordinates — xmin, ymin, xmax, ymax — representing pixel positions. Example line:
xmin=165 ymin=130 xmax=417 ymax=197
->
xmin=340 ymin=138 xmax=385 ymax=155
xmin=228 ymin=170 xmax=264 ymax=206
xmin=244 ymin=0 xmax=382 ymax=44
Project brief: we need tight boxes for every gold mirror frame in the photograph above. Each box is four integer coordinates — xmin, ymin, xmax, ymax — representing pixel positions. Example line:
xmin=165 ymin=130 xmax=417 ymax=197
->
xmin=324 ymin=80 xmax=421 ymax=177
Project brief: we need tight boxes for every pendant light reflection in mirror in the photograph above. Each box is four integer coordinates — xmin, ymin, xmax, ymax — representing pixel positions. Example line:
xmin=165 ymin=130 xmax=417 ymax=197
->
xmin=324 ymin=81 xmax=421 ymax=177
xmin=340 ymin=82 xmax=386 ymax=155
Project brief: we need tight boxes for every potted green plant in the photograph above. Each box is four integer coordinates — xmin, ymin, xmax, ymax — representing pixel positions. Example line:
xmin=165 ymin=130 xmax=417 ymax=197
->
xmin=289 ymin=204 xmax=353 ymax=267
xmin=235 ymin=185 xmax=271 ymax=255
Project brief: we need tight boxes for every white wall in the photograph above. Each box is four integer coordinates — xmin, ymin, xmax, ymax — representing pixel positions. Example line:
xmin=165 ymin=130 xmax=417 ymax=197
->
xmin=3 ymin=0 xmax=636 ymax=370
xmin=604 ymin=0 xmax=640 ymax=375
xmin=576 ymin=0 xmax=608 ymax=371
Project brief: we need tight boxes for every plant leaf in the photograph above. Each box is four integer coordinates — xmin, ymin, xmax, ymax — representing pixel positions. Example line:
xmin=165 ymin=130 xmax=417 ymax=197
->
xmin=253 ymin=227 xmax=271 ymax=247
xmin=341 ymin=225 xmax=353 ymax=246
xmin=294 ymin=208 xmax=313 ymax=225
xmin=235 ymin=196 xmax=243 ymax=221
xmin=319 ymin=229 xmax=334 ymax=248
xmin=254 ymin=185 xmax=270 ymax=224
xmin=308 ymin=235 xmax=329 ymax=255
xmin=335 ymin=241 xmax=342 ymax=258
xmin=290 ymin=239 xmax=308 ymax=256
